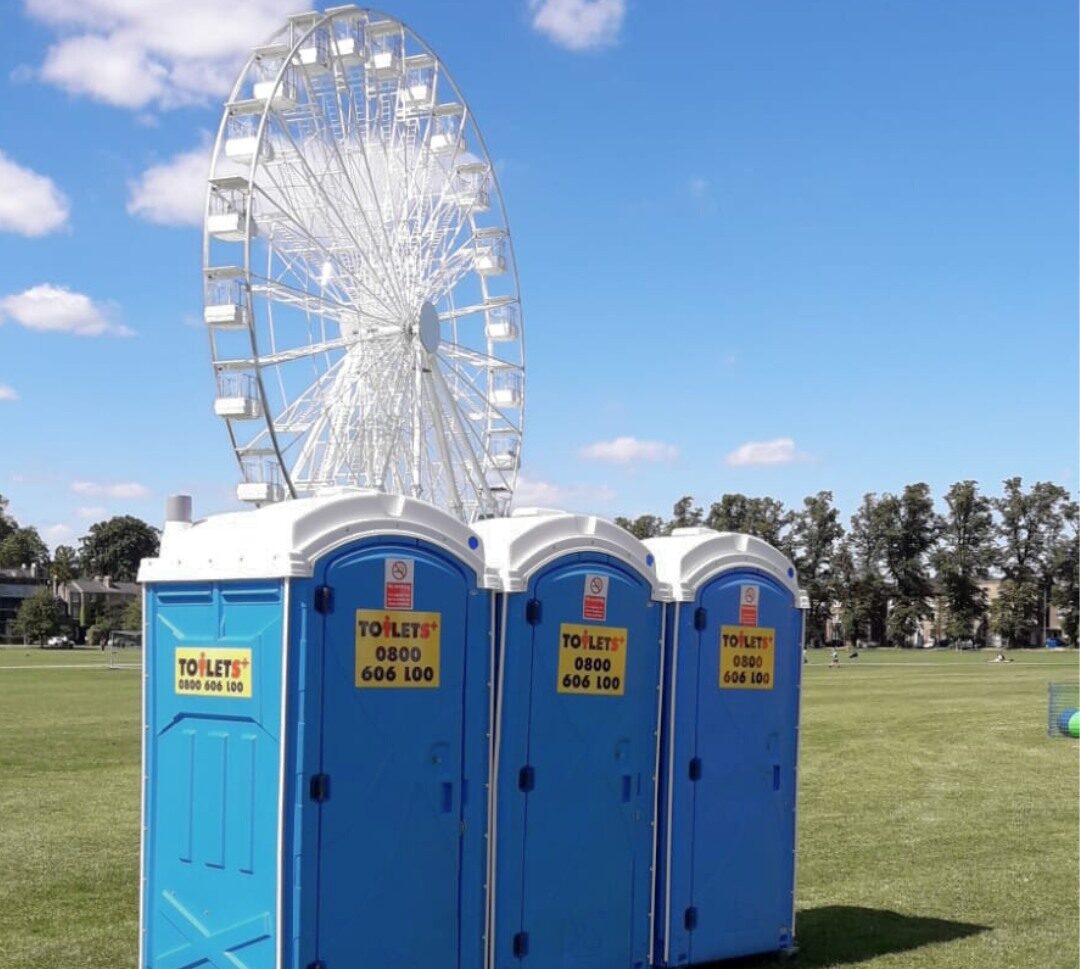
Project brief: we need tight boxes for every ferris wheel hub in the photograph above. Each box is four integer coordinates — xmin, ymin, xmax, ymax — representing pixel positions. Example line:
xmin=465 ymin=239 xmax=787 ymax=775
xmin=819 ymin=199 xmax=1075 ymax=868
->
xmin=418 ymin=301 xmax=440 ymax=354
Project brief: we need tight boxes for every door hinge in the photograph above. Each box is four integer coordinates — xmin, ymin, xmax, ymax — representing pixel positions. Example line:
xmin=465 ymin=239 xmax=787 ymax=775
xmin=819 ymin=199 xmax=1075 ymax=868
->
xmin=526 ymin=598 xmax=542 ymax=625
xmin=512 ymin=931 xmax=529 ymax=958
xmin=309 ymin=773 xmax=330 ymax=803
xmin=314 ymin=585 xmax=333 ymax=614
xmin=693 ymin=606 xmax=707 ymax=630
xmin=688 ymin=757 xmax=702 ymax=782
xmin=684 ymin=906 xmax=698 ymax=931
xmin=518 ymin=765 xmax=535 ymax=792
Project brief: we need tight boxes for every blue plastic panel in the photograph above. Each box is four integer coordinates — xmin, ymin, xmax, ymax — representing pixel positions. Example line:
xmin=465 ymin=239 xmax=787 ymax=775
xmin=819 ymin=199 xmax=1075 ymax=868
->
xmin=493 ymin=553 xmax=662 ymax=969
xmin=306 ymin=538 xmax=490 ymax=969
xmin=142 ymin=581 xmax=284 ymax=969
xmin=656 ymin=570 xmax=802 ymax=965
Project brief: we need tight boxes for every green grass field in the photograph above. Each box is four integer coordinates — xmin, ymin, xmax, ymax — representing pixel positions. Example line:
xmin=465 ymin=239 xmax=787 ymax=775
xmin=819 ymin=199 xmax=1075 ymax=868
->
xmin=0 ymin=648 xmax=1076 ymax=968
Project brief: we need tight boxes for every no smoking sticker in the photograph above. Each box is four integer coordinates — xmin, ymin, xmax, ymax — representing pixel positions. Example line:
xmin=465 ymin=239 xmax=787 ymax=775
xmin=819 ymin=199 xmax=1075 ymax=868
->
xmin=385 ymin=558 xmax=414 ymax=609
xmin=582 ymin=573 xmax=609 ymax=621
xmin=739 ymin=584 xmax=759 ymax=625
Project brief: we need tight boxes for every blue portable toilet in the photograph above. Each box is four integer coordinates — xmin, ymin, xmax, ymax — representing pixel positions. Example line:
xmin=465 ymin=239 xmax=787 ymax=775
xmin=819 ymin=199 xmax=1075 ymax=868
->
xmin=644 ymin=528 xmax=807 ymax=966
xmin=137 ymin=491 xmax=493 ymax=969
xmin=474 ymin=509 xmax=664 ymax=969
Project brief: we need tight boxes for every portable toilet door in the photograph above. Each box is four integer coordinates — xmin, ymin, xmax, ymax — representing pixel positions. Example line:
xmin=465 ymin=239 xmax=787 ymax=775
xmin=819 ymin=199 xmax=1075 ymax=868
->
xmin=645 ymin=528 xmax=806 ymax=966
xmin=300 ymin=503 xmax=492 ymax=969
xmin=139 ymin=491 xmax=493 ymax=969
xmin=475 ymin=510 xmax=664 ymax=969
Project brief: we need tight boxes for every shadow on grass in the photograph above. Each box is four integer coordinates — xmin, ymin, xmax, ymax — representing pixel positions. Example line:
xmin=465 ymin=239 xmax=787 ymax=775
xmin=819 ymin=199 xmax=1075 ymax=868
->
xmin=700 ymin=905 xmax=990 ymax=968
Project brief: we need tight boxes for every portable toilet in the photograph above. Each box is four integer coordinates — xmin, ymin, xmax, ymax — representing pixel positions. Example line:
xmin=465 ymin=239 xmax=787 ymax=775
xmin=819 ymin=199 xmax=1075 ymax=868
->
xmin=474 ymin=509 xmax=665 ymax=969
xmin=645 ymin=528 xmax=807 ymax=966
xmin=137 ymin=491 xmax=493 ymax=969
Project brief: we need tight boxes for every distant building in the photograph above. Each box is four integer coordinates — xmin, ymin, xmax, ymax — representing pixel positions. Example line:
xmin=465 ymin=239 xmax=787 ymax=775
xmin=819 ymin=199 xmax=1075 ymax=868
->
xmin=57 ymin=577 xmax=139 ymax=632
xmin=0 ymin=566 xmax=47 ymax=640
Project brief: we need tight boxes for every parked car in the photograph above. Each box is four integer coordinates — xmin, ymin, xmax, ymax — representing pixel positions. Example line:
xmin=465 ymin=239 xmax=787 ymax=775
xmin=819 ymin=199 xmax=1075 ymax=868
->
xmin=44 ymin=634 xmax=72 ymax=649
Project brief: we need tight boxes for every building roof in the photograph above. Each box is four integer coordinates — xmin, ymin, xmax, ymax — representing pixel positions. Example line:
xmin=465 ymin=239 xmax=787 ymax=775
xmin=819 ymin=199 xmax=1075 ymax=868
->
xmin=65 ymin=579 xmax=139 ymax=595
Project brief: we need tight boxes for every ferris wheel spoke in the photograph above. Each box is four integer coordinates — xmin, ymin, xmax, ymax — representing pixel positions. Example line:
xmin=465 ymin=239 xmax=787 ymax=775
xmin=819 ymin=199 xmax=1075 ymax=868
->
xmin=266 ymin=112 xmax=408 ymax=318
xmin=287 ymin=57 xmax=412 ymax=315
xmin=252 ymin=178 xmax=401 ymax=322
xmin=420 ymin=369 xmax=464 ymax=519
xmin=440 ymin=342 xmax=518 ymax=370
xmin=427 ymin=362 xmax=497 ymax=512
xmin=438 ymin=354 xmax=522 ymax=433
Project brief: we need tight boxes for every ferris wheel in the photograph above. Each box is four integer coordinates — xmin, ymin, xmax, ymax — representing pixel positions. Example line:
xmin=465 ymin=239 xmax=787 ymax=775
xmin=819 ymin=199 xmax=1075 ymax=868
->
xmin=203 ymin=6 xmax=524 ymax=522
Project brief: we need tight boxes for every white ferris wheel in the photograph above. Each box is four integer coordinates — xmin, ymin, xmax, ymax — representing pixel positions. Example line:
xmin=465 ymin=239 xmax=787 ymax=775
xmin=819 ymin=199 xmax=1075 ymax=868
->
xmin=203 ymin=6 xmax=524 ymax=522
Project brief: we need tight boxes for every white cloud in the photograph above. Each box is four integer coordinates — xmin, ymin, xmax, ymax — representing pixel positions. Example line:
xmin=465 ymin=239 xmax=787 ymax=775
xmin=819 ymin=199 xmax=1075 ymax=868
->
xmin=0 ymin=284 xmax=132 ymax=337
xmin=0 ymin=385 xmax=17 ymax=401
xmin=26 ymin=0 xmax=300 ymax=110
xmin=579 ymin=436 xmax=679 ymax=465
xmin=75 ymin=505 xmax=107 ymax=519
xmin=529 ymin=0 xmax=625 ymax=51
xmin=724 ymin=437 xmax=809 ymax=467
xmin=688 ymin=176 xmax=709 ymax=198
xmin=0 ymin=151 xmax=70 ymax=236
xmin=44 ymin=523 xmax=74 ymax=544
xmin=127 ymin=144 xmax=208 ymax=226
xmin=513 ymin=475 xmax=616 ymax=509
xmin=71 ymin=481 xmax=150 ymax=499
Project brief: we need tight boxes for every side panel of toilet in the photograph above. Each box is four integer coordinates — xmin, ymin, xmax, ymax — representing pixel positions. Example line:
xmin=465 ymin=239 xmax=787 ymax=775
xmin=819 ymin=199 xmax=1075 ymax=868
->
xmin=142 ymin=580 xmax=285 ymax=969
xmin=285 ymin=536 xmax=492 ymax=969
xmin=657 ymin=568 xmax=803 ymax=966
xmin=491 ymin=552 xmax=662 ymax=969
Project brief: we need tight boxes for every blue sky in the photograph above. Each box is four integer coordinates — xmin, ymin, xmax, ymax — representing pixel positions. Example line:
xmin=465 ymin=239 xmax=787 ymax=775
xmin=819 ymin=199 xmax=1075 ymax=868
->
xmin=0 ymin=0 xmax=1076 ymax=548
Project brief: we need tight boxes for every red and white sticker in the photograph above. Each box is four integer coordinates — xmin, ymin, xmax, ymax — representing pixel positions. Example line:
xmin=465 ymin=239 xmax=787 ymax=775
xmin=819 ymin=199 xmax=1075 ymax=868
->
xmin=385 ymin=558 xmax=414 ymax=609
xmin=583 ymin=573 xmax=609 ymax=622
xmin=739 ymin=584 xmax=759 ymax=625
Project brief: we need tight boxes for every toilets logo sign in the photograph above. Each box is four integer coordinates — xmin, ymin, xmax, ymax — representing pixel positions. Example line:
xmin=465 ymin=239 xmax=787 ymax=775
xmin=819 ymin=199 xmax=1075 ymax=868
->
xmin=175 ymin=647 xmax=253 ymax=698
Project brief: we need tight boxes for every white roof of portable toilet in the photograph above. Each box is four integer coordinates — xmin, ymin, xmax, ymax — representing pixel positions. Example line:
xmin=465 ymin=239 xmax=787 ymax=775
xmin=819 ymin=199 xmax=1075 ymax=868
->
xmin=473 ymin=508 xmax=660 ymax=595
xmin=644 ymin=527 xmax=804 ymax=604
xmin=138 ymin=490 xmax=486 ymax=583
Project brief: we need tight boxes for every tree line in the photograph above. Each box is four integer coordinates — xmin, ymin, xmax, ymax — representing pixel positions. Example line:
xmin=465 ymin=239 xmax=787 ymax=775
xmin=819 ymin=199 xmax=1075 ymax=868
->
xmin=615 ymin=478 xmax=1078 ymax=648
xmin=0 ymin=494 xmax=160 ymax=643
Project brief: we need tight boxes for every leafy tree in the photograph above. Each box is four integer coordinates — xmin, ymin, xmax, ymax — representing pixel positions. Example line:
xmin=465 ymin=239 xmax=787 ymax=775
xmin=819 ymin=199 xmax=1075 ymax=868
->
xmin=13 ymin=589 xmax=65 ymax=643
xmin=879 ymin=483 xmax=937 ymax=645
xmin=990 ymin=579 xmax=1041 ymax=647
xmin=705 ymin=494 xmax=794 ymax=557
xmin=87 ymin=599 xmax=129 ymax=647
xmin=1049 ymin=500 xmax=1079 ymax=645
xmin=839 ymin=494 xmax=891 ymax=644
xmin=122 ymin=594 xmax=143 ymax=632
xmin=0 ymin=493 xmax=15 ymax=546
xmin=78 ymin=516 xmax=160 ymax=582
xmin=933 ymin=481 xmax=996 ymax=642
xmin=993 ymin=478 xmax=1072 ymax=645
xmin=668 ymin=496 xmax=703 ymax=531
xmin=50 ymin=545 xmax=79 ymax=584
xmin=0 ymin=526 xmax=50 ymax=571
xmin=789 ymin=491 xmax=844 ymax=647
xmin=614 ymin=515 xmax=666 ymax=540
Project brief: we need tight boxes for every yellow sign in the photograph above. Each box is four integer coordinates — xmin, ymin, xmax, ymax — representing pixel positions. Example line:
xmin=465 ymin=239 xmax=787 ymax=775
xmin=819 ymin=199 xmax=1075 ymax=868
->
xmin=557 ymin=623 xmax=627 ymax=696
xmin=355 ymin=610 xmax=441 ymax=688
xmin=719 ymin=626 xmax=775 ymax=690
xmin=175 ymin=647 xmax=253 ymax=698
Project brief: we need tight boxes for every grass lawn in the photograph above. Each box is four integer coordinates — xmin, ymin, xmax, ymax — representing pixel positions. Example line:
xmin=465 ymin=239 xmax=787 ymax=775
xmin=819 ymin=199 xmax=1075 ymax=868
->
xmin=0 ymin=648 xmax=1076 ymax=968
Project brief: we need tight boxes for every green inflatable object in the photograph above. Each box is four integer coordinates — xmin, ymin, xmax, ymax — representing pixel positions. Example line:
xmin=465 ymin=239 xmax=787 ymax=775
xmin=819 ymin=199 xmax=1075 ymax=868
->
xmin=1069 ymin=712 xmax=1080 ymax=739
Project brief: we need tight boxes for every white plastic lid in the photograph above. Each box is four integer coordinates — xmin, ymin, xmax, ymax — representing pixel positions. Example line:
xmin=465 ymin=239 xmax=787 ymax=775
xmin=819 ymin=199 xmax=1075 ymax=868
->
xmin=473 ymin=508 xmax=660 ymax=595
xmin=644 ymin=527 xmax=801 ymax=603
xmin=138 ymin=490 xmax=485 ymax=583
